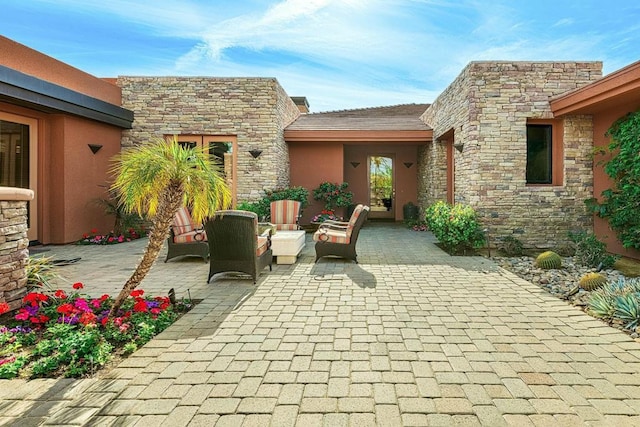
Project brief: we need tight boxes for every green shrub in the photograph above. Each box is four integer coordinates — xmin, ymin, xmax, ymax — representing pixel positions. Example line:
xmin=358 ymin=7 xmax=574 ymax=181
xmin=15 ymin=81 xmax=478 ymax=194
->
xmin=585 ymin=110 xmax=640 ymax=250
xmin=236 ymin=201 xmax=267 ymax=219
xmin=498 ymin=235 xmax=524 ymax=256
xmin=424 ymin=201 xmax=485 ymax=254
xmin=313 ymin=182 xmax=353 ymax=211
xmin=568 ymin=231 xmax=619 ymax=269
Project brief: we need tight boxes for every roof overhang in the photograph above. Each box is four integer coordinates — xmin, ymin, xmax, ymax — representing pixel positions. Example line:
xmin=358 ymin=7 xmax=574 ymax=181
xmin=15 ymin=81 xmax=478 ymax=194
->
xmin=0 ymin=65 xmax=133 ymax=129
xmin=551 ymin=60 xmax=640 ymax=116
xmin=285 ymin=129 xmax=433 ymax=143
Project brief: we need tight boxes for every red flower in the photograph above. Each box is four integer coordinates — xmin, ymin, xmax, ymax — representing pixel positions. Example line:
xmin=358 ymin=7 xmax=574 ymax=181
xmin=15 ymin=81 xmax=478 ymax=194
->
xmin=91 ymin=228 xmax=98 ymax=234
xmin=133 ymin=300 xmax=148 ymax=312
xmin=0 ymin=302 xmax=9 ymax=315
xmin=150 ymin=307 xmax=161 ymax=315
xmin=72 ymin=282 xmax=84 ymax=290
xmin=23 ymin=292 xmax=48 ymax=306
xmin=82 ymin=233 xmax=89 ymax=239
xmin=100 ymin=294 xmax=110 ymax=302
xmin=57 ymin=303 xmax=75 ymax=316
xmin=79 ymin=312 xmax=97 ymax=325
xmin=54 ymin=290 xmax=67 ymax=299
xmin=100 ymin=317 xmax=109 ymax=326
xmin=29 ymin=314 xmax=49 ymax=324
xmin=130 ymin=290 xmax=144 ymax=298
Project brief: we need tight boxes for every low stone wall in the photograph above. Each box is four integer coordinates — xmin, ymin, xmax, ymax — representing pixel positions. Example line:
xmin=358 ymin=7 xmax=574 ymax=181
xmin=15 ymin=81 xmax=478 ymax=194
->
xmin=0 ymin=187 xmax=34 ymax=310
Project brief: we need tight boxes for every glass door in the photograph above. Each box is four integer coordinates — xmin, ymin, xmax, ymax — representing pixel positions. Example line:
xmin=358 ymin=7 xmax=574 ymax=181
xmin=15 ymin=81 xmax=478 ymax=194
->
xmin=174 ymin=135 xmax=237 ymax=207
xmin=0 ymin=113 xmax=38 ymax=241
xmin=368 ymin=155 xmax=394 ymax=219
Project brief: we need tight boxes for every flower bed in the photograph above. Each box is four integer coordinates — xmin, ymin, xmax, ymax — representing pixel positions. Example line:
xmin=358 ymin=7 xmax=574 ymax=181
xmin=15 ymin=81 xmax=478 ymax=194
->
xmin=0 ymin=283 xmax=192 ymax=379
xmin=77 ymin=227 xmax=146 ymax=245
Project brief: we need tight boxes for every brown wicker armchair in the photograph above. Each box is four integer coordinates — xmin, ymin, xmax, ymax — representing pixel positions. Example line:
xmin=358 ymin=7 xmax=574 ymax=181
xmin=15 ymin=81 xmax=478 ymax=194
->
xmin=165 ymin=206 xmax=209 ymax=262
xmin=313 ymin=204 xmax=369 ymax=263
xmin=204 ymin=210 xmax=273 ymax=284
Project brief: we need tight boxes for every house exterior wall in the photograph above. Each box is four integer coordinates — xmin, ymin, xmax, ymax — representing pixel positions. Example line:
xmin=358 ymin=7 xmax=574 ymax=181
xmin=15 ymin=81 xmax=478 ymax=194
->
xmin=421 ymin=61 xmax=602 ymax=249
xmin=117 ymin=77 xmax=300 ymax=203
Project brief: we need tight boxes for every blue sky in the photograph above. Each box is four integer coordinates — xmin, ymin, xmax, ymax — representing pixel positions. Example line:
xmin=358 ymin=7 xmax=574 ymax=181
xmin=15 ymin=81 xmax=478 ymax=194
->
xmin=3 ymin=0 xmax=639 ymax=112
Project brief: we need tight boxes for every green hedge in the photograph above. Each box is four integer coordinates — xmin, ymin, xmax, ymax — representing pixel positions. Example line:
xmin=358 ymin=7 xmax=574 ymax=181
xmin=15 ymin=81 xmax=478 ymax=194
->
xmin=424 ymin=201 xmax=485 ymax=254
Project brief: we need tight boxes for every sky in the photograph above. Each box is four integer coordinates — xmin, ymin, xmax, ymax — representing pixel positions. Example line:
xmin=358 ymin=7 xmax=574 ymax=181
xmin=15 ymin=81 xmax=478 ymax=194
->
xmin=3 ymin=0 xmax=640 ymax=112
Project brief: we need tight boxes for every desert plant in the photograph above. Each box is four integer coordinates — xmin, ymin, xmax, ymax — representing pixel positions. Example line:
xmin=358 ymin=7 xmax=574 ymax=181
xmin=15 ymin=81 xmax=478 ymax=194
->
xmin=535 ymin=251 xmax=562 ymax=269
xmin=107 ymin=137 xmax=231 ymax=317
xmin=424 ymin=201 xmax=485 ymax=254
xmin=588 ymin=278 xmax=640 ymax=330
xmin=578 ymin=272 xmax=607 ymax=291
xmin=568 ymin=231 xmax=618 ymax=269
xmin=498 ymin=235 xmax=524 ymax=256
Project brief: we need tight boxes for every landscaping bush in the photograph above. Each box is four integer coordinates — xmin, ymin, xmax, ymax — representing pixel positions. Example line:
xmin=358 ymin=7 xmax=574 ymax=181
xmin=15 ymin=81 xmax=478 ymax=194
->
xmin=312 ymin=182 xmax=353 ymax=211
xmin=238 ymin=186 xmax=310 ymax=221
xmin=424 ymin=201 xmax=485 ymax=254
xmin=568 ymin=231 xmax=619 ymax=269
xmin=498 ymin=235 xmax=524 ymax=256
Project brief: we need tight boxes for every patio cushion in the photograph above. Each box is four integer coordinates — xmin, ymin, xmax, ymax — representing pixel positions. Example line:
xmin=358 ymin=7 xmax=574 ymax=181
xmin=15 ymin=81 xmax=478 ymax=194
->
xmin=256 ymin=235 xmax=269 ymax=257
xmin=173 ymin=229 xmax=207 ymax=244
xmin=173 ymin=206 xmax=195 ymax=234
xmin=270 ymin=200 xmax=301 ymax=231
xmin=346 ymin=204 xmax=364 ymax=240
xmin=313 ymin=228 xmax=349 ymax=244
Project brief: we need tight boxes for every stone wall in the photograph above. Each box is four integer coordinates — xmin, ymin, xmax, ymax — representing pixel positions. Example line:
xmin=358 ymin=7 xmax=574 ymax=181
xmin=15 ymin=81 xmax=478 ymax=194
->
xmin=0 ymin=187 xmax=34 ymax=311
xmin=117 ymin=77 xmax=300 ymax=202
xmin=421 ymin=61 xmax=602 ymax=248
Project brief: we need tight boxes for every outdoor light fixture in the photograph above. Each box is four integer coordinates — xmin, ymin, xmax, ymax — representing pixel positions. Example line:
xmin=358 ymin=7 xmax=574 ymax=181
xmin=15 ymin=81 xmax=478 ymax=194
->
xmin=88 ymin=144 xmax=103 ymax=154
xmin=249 ymin=149 xmax=262 ymax=159
xmin=454 ymin=142 xmax=464 ymax=153
xmin=403 ymin=162 xmax=413 ymax=168
xmin=350 ymin=162 xmax=360 ymax=168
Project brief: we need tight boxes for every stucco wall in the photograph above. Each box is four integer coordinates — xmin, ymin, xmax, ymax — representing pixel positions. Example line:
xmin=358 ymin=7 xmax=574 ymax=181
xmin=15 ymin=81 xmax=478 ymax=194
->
xmin=421 ymin=61 xmax=602 ymax=248
xmin=117 ymin=77 xmax=300 ymax=203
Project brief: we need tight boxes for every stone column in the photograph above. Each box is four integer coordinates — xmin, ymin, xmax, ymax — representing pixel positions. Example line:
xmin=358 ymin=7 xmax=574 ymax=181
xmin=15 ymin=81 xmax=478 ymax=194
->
xmin=0 ymin=186 xmax=34 ymax=311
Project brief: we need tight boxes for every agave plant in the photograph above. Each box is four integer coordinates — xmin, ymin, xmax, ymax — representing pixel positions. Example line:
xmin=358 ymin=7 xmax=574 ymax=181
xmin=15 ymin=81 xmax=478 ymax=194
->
xmin=588 ymin=290 xmax=617 ymax=321
xmin=614 ymin=293 xmax=640 ymax=330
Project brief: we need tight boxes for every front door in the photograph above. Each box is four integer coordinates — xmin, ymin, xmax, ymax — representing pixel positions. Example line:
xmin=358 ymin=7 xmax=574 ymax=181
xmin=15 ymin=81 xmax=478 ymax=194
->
xmin=368 ymin=155 xmax=394 ymax=219
xmin=0 ymin=113 xmax=38 ymax=241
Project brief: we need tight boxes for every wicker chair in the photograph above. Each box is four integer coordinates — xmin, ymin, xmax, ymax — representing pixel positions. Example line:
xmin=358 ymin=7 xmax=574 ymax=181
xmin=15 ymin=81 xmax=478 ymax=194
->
xmin=204 ymin=210 xmax=273 ymax=284
xmin=313 ymin=204 xmax=370 ymax=263
xmin=270 ymin=200 xmax=302 ymax=231
xmin=165 ymin=206 xmax=209 ymax=262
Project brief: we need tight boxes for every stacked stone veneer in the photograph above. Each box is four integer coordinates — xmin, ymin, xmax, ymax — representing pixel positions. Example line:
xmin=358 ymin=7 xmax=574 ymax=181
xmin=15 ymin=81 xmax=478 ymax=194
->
xmin=420 ymin=62 xmax=602 ymax=248
xmin=117 ymin=77 xmax=300 ymax=202
xmin=0 ymin=188 xmax=34 ymax=310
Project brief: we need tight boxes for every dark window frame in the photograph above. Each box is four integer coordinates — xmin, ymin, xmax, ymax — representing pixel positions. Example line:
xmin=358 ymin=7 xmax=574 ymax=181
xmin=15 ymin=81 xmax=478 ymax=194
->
xmin=526 ymin=119 xmax=563 ymax=186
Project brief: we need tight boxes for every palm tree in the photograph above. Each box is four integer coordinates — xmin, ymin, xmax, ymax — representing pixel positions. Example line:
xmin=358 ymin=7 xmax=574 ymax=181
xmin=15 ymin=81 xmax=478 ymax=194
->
xmin=107 ymin=137 xmax=231 ymax=317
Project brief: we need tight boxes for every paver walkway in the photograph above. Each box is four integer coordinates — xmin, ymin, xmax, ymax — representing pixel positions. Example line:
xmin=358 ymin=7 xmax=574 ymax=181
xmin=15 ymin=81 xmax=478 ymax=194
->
xmin=2 ymin=223 xmax=640 ymax=426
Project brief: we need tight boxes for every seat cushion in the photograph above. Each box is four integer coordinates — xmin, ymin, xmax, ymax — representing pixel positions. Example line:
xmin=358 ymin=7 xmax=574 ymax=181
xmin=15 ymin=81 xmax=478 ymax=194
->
xmin=173 ymin=230 xmax=207 ymax=243
xmin=271 ymin=200 xmax=301 ymax=230
xmin=313 ymin=228 xmax=349 ymax=244
xmin=257 ymin=235 xmax=269 ymax=256
xmin=346 ymin=204 xmax=364 ymax=240
xmin=173 ymin=206 xmax=195 ymax=234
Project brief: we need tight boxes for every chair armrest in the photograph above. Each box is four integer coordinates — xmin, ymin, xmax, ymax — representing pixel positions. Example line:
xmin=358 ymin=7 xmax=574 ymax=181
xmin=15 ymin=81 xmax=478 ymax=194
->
xmin=318 ymin=222 xmax=348 ymax=231
xmin=259 ymin=227 xmax=273 ymax=249
xmin=322 ymin=219 xmax=349 ymax=227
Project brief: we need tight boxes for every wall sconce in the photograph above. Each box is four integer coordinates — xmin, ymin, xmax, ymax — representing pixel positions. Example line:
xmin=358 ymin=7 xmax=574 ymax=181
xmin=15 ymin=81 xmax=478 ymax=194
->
xmin=88 ymin=144 xmax=103 ymax=154
xmin=249 ymin=149 xmax=262 ymax=159
xmin=350 ymin=162 xmax=360 ymax=168
xmin=454 ymin=142 xmax=464 ymax=153
xmin=403 ymin=162 xmax=413 ymax=169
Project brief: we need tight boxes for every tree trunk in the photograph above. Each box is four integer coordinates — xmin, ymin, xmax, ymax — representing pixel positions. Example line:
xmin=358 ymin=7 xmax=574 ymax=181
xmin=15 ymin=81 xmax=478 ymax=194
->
xmin=108 ymin=184 xmax=184 ymax=319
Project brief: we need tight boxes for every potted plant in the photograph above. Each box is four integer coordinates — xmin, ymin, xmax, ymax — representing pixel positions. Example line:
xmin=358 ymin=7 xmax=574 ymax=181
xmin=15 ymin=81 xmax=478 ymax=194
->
xmin=312 ymin=182 xmax=353 ymax=220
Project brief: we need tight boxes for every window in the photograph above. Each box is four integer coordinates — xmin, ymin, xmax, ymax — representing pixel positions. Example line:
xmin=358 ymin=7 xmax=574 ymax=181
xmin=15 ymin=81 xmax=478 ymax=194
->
xmin=526 ymin=125 xmax=552 ymax=184
xmin=526 ymin=120 xmax=562 ymax=186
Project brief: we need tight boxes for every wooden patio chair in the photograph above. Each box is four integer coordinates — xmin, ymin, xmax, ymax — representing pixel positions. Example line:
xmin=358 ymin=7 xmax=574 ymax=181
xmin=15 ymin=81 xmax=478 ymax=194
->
xmin=313 ymin=204 xmax=370 ymax=263
xmin=270 ymin=200 xmax=302 ymax=230
xmin=204 ymin=210 xmax=273 ymax=284
xmin=165 ymin=206 xmax=209 ymax=262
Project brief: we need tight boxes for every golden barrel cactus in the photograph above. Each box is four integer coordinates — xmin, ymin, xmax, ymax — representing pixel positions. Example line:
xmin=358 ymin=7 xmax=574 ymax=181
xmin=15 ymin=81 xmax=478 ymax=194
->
xmin=535 ymin=251 xmax=562 ymax=269
xmin=578 ymin=272 xmax=607 ymax=291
